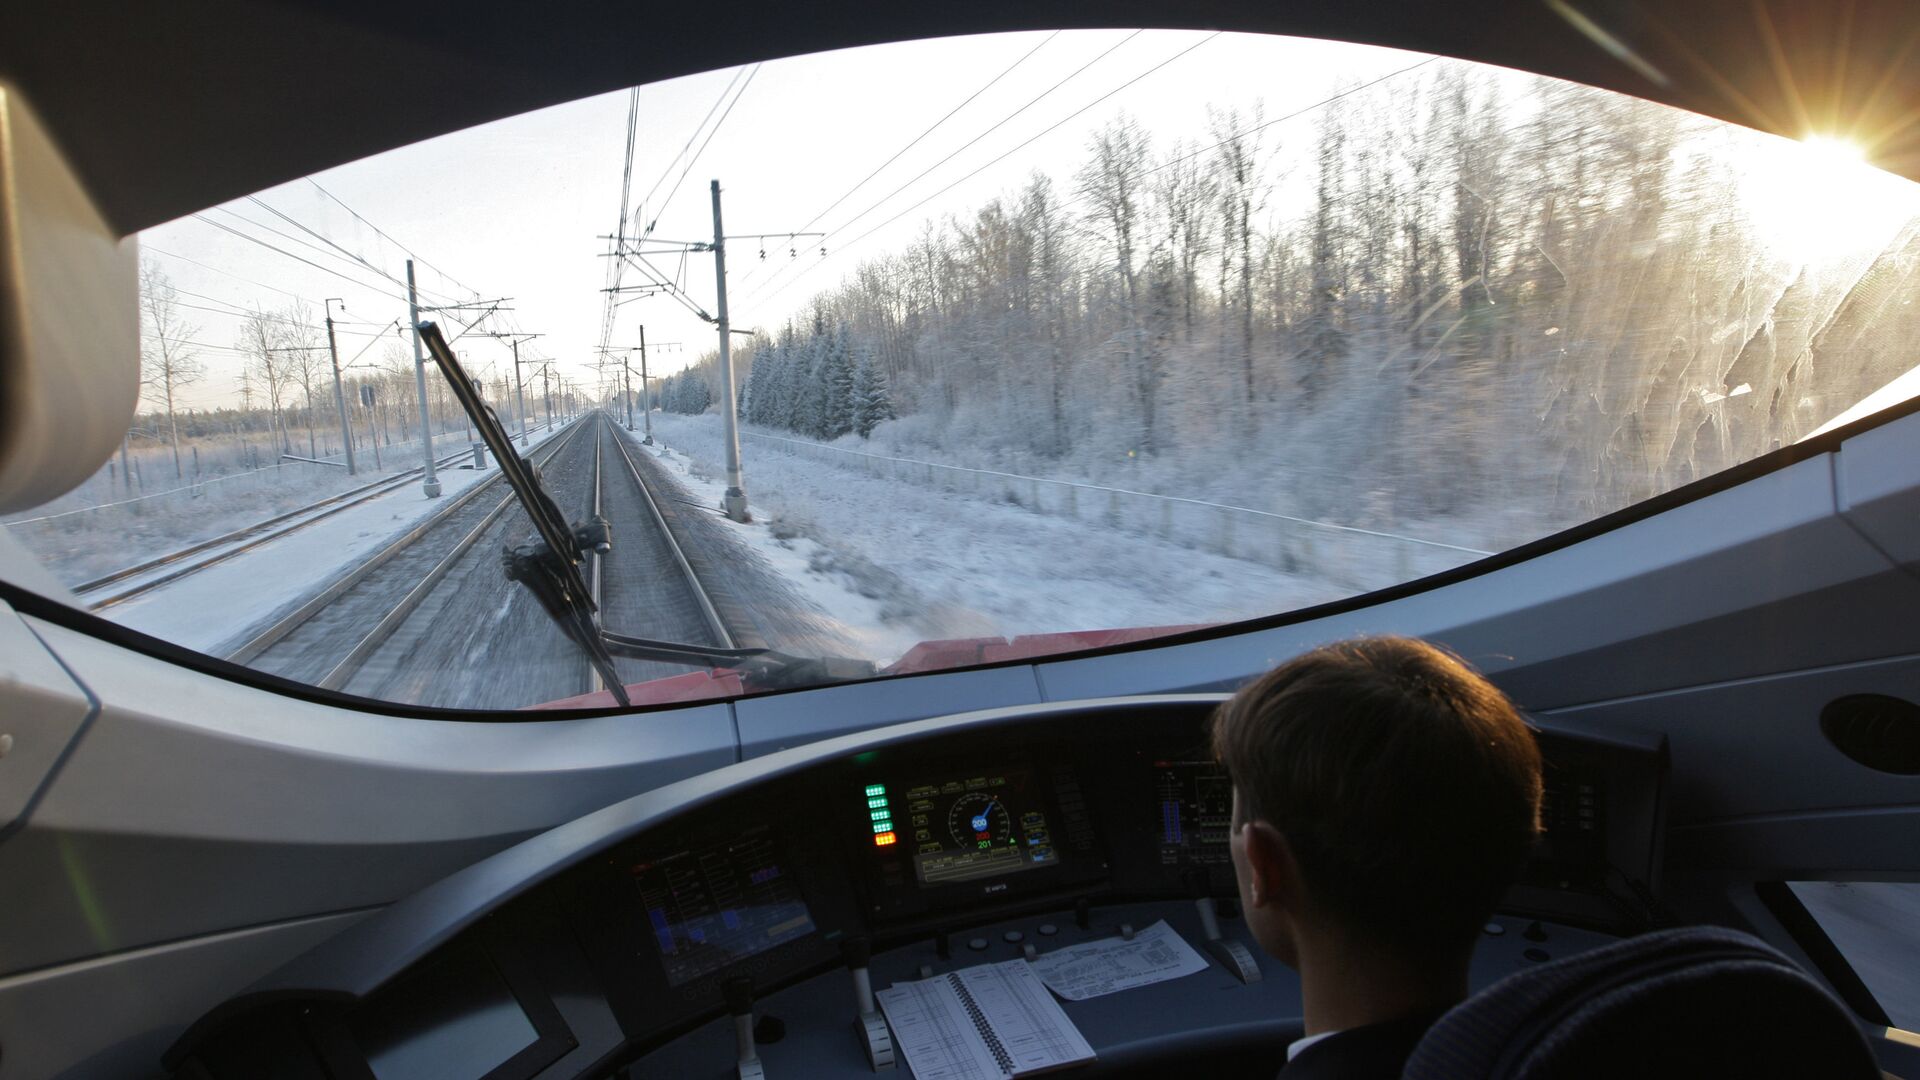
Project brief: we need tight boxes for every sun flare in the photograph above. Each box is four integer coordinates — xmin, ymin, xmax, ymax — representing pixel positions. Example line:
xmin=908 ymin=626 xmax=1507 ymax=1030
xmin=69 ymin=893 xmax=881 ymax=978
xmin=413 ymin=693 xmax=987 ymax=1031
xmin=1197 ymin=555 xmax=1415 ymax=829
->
xmin=1716 ymin=131 xmax=1920 ymax=262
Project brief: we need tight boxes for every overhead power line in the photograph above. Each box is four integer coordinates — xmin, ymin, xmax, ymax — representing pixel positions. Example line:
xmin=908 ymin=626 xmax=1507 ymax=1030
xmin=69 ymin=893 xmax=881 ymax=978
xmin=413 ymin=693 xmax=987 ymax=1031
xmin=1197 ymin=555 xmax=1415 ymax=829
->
xmin=190 ymin=213 xmax=409 ymax=303
xmin=733 ymin=30 xmax=1059 ymax=294
xmin=645 ymin=64 xmax=760 ymax=239
xmin=744 ymin=31 xmax=1214 ymax=314
xmin=743 ymin=29 xmax=1142 ymax=307
xmin=305 ymin=176 xmax=483 ymax=300
xmin=632 ymin=65 xmax=750 ymax=238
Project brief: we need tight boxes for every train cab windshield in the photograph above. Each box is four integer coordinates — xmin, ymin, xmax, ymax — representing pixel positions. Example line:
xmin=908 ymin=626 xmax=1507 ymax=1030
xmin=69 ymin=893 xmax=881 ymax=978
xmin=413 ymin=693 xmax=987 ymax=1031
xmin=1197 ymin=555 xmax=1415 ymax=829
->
xmin=6 ymin=29 xmax=1920 ymax=712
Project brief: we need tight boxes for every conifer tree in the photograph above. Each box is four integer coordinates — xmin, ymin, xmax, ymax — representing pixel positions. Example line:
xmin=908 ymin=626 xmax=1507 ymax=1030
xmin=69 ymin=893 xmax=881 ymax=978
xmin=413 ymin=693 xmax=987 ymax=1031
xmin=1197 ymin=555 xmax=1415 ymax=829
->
xmin=853 ymin=354 xmax=895 ymax=438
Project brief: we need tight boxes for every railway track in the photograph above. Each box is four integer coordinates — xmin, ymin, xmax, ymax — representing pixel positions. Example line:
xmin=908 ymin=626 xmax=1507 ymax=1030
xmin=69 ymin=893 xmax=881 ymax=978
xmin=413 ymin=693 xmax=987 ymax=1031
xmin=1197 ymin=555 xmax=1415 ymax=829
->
xmin=230 ymin=417 xmax=594 ymax=684
xmin=590 ymin=413 xmax=735 ymax=689
xmin=227 ymin=411 xmax=741 ymax=709
xmin=75 ymin=447 xmax=478 ymax=611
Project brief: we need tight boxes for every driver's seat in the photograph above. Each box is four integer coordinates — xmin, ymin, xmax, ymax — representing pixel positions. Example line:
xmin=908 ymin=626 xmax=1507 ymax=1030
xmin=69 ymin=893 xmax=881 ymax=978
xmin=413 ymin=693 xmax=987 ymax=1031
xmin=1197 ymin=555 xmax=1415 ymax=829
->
xmin=1402 ymin=925 xmax=1880 ymax=1079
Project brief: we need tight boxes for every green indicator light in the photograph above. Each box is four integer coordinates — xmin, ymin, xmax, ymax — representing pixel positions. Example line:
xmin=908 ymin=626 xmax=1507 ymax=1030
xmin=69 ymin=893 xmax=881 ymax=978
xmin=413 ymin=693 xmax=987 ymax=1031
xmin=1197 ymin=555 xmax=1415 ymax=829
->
xmin=865 ymin=784 xmax=886 ymax=797
xmin=870 ymin=809 xmax=890 ymax=822
xmin=867 ymin=796 xmax=889 ymax=810
xmin=873 ymin=820 xmax=894 ymax=834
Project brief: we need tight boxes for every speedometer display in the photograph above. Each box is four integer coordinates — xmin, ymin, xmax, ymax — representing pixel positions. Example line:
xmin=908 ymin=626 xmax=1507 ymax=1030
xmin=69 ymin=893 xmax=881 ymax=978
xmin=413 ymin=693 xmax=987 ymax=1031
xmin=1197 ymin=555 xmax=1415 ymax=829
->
xmin=948 ymin=792 xmax=1012 ymax=850
xmin=858 ymin=770 xmax=1061 ymax=885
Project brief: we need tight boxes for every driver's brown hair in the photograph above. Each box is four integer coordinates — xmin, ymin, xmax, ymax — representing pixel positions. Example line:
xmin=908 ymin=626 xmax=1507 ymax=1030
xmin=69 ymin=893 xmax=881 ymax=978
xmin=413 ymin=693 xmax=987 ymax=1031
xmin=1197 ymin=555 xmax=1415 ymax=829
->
xmin=1211 ymin=636 xmax=1542 ymax=956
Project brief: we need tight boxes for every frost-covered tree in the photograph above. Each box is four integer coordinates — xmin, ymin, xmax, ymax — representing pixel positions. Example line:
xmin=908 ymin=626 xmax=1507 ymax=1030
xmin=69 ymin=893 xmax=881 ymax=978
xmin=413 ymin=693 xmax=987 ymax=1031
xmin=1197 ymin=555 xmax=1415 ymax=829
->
xmin=852 ymin=354 xmax=895 ymax=438
xmin=138 ymin=261 xmax=206 ymax=479
xmin=821 ymin=323 xmax=857 ymax=439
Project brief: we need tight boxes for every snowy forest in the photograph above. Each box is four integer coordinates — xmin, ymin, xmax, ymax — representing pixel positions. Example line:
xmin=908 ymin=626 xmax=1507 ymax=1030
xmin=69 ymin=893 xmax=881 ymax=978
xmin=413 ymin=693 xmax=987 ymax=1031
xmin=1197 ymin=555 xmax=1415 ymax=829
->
xmin=667 ymin=65 xmax=1920 ymax=548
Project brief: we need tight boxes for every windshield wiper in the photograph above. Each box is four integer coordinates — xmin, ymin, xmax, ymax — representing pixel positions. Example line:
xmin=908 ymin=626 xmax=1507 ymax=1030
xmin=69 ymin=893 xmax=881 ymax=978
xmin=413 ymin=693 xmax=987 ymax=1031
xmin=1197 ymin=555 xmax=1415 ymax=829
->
xmin=416 ymin=322 xmax=875 ymax=705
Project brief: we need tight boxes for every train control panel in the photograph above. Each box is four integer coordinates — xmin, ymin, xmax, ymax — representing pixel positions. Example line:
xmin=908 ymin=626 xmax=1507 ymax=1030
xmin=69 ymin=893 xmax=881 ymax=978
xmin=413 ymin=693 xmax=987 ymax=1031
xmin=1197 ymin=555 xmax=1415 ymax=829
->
xmin=167 ymin=695 xmax=1667 ymax=1080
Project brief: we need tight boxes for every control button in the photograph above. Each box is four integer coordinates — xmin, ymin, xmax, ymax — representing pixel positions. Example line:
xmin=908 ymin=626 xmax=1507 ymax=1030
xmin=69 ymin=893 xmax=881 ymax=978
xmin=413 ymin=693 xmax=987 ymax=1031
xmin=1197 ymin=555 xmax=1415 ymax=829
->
xmin=1037 ymin=923 xmax=1058 ymax=936
xmin=968 ymin=938 xmax=989 ymax=951
xmin=1022 ymin=943 xmax=1038 ymax=962
xmin=1003 ymin=930 xmax=1025 ymax=944
xmin=1523 ymin=921 xmax=1548 ymax=942
xmin=1483 ymin=922 xmax=1506 ymax=936
xmin=1119 ymin=923 xmax=1136 ymax=941
xmin=918 ymin=964 xmax=935 ymax=979
xmin=1523 ymin=948 xmax=1551 ymax=963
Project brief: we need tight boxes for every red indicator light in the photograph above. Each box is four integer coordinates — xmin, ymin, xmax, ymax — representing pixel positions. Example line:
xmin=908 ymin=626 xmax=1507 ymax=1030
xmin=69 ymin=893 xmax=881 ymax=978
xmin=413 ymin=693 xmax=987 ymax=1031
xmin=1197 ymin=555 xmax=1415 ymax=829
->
xmin=875 ymin=831 xmax=897 ymax=847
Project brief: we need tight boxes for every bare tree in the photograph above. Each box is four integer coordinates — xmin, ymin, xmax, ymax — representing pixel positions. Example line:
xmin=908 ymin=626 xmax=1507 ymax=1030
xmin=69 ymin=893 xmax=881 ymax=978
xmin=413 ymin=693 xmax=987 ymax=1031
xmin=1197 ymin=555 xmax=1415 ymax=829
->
xmin=1208 ymin=105 xmax=1263 ymax=407
xmin=1078 ymin=116 xmax=1158 ymax=451
xmin=238 ymin=307 xmax=294 ymax=454
xmin=138 ymin=262 xmax=207 ymax=479
xmin=280 ymin=302 xmax=329 ymax=458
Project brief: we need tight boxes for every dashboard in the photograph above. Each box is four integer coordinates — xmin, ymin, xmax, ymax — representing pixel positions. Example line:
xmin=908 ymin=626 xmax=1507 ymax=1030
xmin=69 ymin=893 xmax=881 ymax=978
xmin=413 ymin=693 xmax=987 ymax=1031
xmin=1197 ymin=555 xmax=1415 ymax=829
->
xmin=167 ymin=695 xmax=1665 ymax=1079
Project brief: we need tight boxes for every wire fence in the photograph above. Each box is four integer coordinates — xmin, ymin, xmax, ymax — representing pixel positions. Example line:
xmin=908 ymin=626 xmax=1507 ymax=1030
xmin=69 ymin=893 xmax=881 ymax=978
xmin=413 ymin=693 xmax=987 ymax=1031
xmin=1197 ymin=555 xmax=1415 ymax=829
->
xmin=737 ymin=431 xmax=1493 ymax=592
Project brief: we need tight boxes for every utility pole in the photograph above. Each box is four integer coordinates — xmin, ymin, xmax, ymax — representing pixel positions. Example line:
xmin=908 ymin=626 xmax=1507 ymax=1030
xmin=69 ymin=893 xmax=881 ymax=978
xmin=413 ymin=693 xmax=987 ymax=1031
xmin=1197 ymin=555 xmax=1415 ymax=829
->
xmin=711 ymin=180 xmax=749 ymax=522
xmin=620 ymin=352 xmax=634 ymax=430
xmin=512 ymin=338 xmax=531 ymax=443
xmin=542 ymin=363 xmax=553 ymax=432
xmin=638 ymin=324 xmax=654 ymax=445
xmin=324 ymin=299 xmax=357 ymax=475
xmin=407 ymin=260 xmax=441 ymax=497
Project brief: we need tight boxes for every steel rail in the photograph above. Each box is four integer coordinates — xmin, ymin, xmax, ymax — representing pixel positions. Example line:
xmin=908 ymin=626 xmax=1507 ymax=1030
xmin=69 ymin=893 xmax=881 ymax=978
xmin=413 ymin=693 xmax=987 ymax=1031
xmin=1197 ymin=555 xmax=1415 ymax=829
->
xmin=587 ymin=416 xmax=607 ymax=693
xmin=221 ymin=420 xmax=589 ymax=665
xmin=79 ymin=448 xmax=474 ymax=610
xmin=604 ymin=413 xmax=735 ymax=650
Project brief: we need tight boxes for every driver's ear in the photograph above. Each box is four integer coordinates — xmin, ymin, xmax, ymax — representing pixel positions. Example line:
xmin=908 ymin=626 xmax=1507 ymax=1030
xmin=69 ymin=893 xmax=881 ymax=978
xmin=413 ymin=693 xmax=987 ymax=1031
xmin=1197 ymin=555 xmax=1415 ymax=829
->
xmin=1240 ymin=819 xmax=1306 ymax=915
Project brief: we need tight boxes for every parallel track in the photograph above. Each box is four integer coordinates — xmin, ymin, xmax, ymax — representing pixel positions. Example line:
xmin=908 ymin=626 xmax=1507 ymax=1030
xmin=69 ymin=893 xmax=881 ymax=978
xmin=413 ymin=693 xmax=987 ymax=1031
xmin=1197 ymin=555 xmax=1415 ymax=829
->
xmin=77 ymin=447 xmax=475 ymax=611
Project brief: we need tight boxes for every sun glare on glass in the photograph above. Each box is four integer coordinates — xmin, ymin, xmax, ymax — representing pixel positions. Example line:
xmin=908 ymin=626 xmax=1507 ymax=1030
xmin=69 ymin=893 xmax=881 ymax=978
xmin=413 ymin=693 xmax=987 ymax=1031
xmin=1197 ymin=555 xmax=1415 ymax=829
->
xmin=1721 ymin=131 xmax=1920 ymax=261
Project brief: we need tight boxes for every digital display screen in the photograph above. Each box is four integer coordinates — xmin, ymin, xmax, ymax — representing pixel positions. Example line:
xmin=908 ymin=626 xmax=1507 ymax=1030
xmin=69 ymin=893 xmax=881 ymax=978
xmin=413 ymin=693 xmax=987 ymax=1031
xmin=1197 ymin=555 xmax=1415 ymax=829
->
xmin=629 ymin=824 xmax=816 ymax=987
xmin=863 ymin=770 xmax=1059 ymax=885
xmin=1154 ymin=759 xmax=1233 ymax=868
xmin=352 ymin=945 xmax=538 ymax=1080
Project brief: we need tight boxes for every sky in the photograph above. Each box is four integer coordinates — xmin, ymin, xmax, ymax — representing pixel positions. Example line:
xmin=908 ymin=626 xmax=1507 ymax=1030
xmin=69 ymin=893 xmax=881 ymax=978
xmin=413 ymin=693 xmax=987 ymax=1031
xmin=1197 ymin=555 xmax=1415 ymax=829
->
xmin=138 ymin=29 xmax=1444 ymax=411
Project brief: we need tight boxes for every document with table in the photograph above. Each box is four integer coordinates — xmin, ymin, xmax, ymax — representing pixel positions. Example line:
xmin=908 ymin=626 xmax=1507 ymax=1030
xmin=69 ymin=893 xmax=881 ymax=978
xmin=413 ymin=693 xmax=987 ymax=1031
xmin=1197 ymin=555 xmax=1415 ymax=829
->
xmin=1025 ymin=919 xmax=1209 ymax=1001
xmin=876 ymin=958 xmax=1096 ymax=1079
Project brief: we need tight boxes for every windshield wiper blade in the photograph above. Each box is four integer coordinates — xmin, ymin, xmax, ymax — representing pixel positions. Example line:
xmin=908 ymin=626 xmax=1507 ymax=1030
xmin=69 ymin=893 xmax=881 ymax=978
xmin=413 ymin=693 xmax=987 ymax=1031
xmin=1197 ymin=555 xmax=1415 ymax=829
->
xmin=417 ymin=322 xmax=631 ymax=704
xmin=416 ymin=322 xmax=878 ymax=704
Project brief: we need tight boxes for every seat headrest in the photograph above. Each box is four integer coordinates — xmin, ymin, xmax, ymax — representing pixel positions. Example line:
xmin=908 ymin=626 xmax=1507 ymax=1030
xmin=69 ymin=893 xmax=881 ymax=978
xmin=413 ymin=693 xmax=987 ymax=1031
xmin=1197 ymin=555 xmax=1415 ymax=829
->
xmin=1404 ymin=925 xmax=1880 ymax=1079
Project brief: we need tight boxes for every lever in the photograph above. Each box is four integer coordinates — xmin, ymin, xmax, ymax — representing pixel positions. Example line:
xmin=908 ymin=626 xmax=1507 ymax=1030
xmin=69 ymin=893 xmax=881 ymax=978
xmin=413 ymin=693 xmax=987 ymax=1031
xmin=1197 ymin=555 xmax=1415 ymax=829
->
xmin=843 ymin=937 xmax=895 ymax=1071
xmin=725 ymin=976 xmax=766 ymax=1080
xmin=1186 ymin=867 xmax=1261 ymax=984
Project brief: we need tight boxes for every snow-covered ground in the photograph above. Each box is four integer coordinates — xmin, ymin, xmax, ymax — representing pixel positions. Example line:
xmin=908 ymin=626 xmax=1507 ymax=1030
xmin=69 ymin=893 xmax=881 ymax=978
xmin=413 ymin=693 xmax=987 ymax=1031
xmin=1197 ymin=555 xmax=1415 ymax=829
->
xmin=106 ymin=426 xmax=569 ymax=653
xmin=645 ymin=412 xmax=1349 ymax=664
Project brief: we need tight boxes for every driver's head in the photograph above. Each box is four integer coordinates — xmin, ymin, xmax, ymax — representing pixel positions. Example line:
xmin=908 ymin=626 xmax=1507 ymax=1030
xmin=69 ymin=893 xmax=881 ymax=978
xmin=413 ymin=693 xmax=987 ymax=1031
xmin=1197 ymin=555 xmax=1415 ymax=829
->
xmin=1212 ymin=636 xmax=1542 ymax=968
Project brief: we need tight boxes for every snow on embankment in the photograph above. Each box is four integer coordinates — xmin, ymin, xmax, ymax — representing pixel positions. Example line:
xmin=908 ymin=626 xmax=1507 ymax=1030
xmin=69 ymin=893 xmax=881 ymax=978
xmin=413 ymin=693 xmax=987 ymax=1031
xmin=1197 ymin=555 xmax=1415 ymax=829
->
xmin=644 ymin=412 xmax=1346 ymax=654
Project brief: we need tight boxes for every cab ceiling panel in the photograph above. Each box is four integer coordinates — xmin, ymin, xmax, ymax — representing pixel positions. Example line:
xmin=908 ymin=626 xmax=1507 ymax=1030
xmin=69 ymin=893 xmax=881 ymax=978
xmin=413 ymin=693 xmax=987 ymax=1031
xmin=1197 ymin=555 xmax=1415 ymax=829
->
xmin=2 ymin=0 xmax=1919 ymax=235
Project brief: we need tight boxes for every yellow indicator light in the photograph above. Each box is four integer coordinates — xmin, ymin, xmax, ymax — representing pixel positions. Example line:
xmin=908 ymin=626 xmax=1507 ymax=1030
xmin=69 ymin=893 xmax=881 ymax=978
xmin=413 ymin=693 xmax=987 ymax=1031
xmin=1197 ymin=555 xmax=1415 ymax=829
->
xmin=875 ymin=831 xmax=897 ymax=847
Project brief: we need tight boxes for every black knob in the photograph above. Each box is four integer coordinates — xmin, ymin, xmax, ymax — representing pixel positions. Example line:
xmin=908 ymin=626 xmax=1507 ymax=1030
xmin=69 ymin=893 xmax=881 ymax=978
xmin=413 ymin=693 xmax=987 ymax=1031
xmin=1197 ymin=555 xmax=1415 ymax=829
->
xmin=1183 ymin=866 xmax=1211 ymax=899
xmin=724 ymin=976 xmax=754 ymax=1016
xmin=842 ymin=936 xmax=871 ymax=969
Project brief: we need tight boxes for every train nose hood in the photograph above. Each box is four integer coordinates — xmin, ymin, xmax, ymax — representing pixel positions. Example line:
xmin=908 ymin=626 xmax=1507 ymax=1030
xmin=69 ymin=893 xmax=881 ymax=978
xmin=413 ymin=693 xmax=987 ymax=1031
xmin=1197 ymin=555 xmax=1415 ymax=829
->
xmin=528 ymin=623 xmax=1214 ymax=709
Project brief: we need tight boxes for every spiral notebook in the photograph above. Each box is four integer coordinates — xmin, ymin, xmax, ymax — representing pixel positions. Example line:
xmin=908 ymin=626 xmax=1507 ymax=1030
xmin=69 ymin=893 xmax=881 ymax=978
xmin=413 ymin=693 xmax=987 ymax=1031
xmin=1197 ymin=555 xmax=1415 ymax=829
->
xmin=875 ymin=959 xmax=1096 ymax=1079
